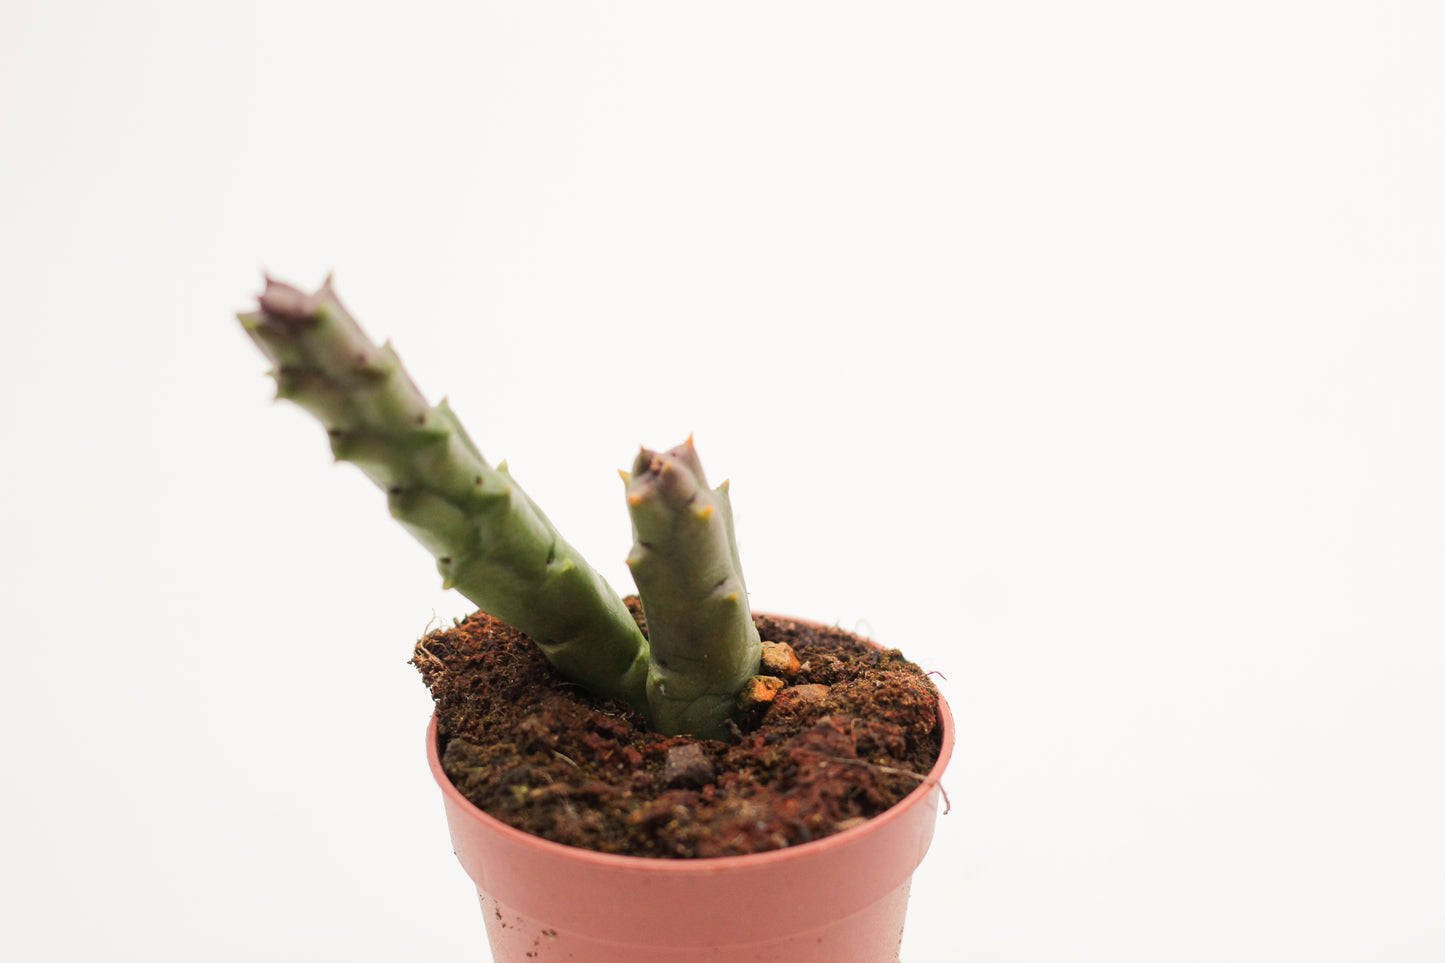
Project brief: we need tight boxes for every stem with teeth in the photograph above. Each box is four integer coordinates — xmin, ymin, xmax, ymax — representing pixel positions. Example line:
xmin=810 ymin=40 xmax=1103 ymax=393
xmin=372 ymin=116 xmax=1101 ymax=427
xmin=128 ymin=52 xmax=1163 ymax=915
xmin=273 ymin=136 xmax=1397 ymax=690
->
xmin=624 ymin=438 xmax=761 ymax=739
xmin=237 ymin=277 xmax=651 ymax=714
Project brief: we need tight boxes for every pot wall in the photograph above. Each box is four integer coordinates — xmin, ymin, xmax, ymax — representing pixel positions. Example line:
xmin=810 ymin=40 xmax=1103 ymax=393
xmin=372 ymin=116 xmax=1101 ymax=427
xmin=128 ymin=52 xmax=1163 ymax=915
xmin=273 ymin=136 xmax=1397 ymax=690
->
xmin=427 ymin=635 xmax=954 ymax=963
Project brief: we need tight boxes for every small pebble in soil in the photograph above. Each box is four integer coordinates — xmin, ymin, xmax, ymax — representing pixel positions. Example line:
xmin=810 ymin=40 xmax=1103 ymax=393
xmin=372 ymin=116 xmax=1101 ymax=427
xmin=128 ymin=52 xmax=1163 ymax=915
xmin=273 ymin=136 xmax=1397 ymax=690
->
xmin=760 ymin=640 xmax=803 ymax=679
xmin=663 ymin=743 xmax=716 ymax=788
xmin=774 ymin=683 xmax=830 ymax=709
xmin=738 ymin=675 xmax=786 ymax=711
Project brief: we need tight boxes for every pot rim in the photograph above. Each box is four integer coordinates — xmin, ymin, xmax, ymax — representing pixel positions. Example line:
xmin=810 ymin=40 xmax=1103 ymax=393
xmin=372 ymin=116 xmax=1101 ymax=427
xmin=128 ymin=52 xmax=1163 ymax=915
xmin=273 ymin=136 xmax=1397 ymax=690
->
xmin=426 ymin=616 xmax=954 ymax=872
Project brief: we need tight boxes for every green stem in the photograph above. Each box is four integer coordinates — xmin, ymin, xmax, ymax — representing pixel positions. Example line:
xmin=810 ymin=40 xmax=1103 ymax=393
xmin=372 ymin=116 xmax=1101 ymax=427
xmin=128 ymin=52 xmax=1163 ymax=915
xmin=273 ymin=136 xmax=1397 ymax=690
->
xmin=239 ymin=277 xmax=651 ymax=714
xmin=625 ymin=438 xmax=761 ymax=738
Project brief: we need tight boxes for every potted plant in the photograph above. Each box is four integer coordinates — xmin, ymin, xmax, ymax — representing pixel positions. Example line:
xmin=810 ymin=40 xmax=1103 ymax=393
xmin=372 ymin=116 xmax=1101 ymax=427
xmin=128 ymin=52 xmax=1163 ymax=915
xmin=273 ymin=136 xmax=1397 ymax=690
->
xmin=237 ymin=276 xmax=954 ymax=962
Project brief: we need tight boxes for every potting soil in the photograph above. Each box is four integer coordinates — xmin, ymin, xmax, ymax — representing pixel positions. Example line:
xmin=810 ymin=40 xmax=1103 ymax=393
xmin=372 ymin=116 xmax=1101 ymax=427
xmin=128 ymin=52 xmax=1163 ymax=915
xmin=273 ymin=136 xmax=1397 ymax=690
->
xmin=413 ymin=603 xmax=942 ymax=858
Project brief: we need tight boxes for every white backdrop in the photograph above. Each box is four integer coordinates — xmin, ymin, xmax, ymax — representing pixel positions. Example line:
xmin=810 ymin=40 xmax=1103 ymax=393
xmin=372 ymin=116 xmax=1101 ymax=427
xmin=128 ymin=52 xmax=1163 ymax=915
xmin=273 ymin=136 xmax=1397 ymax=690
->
xmin=3 ymin=2 xmax=1443 ymax=961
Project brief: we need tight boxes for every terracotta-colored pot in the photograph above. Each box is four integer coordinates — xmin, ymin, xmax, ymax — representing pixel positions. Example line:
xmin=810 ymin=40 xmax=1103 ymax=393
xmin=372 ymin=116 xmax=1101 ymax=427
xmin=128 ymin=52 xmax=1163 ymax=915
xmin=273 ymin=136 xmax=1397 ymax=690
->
xmin=426 ymin=632 xmax=954 ymax=963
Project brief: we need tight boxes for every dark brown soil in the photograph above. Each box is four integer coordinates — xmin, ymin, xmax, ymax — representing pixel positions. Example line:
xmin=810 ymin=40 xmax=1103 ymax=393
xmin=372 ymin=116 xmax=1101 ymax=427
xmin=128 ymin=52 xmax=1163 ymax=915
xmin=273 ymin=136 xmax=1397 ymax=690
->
xmin=412 ymin=602 xmax=941 ymax=859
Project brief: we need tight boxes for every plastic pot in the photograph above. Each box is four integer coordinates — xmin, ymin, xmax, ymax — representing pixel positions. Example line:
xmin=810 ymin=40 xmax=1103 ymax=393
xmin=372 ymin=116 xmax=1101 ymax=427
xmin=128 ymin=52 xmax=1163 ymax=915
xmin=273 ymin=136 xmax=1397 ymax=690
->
xmin=426 ymin=631 xmax=954 ymax=963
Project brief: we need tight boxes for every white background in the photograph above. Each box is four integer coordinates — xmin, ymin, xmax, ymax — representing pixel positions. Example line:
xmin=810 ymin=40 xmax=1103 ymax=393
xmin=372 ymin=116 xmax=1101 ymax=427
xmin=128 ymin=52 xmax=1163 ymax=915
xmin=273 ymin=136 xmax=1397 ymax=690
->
xmin=3 ymin=2 xmax=1443 ymax=960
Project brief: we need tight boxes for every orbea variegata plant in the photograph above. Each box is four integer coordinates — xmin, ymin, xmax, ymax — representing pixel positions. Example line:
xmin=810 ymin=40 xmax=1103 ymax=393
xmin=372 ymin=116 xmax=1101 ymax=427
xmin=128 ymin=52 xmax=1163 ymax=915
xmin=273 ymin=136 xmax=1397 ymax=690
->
xmin=238 ymin=277 xmax=760 ymax=739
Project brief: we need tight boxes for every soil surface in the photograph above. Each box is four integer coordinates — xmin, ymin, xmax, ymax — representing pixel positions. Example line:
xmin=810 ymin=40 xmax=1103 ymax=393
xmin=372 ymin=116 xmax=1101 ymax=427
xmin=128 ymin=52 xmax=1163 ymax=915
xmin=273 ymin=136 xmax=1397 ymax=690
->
xmin=413 ymin=601 xmax=942 ymax=858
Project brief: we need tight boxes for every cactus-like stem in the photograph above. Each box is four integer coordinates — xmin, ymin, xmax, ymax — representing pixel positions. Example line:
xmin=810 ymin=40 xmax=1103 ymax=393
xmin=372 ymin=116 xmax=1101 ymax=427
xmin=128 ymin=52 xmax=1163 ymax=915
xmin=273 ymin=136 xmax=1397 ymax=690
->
xmin=238 ymin=277 xmax=651 ymax=714
xmin=625 ymin=438 xmax=761 ymax=739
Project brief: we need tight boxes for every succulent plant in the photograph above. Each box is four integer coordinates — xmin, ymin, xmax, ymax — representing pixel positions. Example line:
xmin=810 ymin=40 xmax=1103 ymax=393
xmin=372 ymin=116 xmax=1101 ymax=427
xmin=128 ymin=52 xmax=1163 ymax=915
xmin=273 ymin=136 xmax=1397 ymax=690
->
xmin=625 ymin=441 xmax=761 ymax=739
xmin=238 ymin=276 xmax=759 ymax=738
